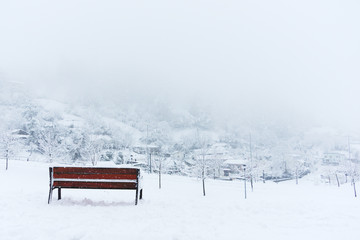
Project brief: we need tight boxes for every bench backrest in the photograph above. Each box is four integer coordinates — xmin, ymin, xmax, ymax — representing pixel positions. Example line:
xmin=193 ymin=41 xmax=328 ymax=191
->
xmin=51 ymin=167 xmax=140 ymax=190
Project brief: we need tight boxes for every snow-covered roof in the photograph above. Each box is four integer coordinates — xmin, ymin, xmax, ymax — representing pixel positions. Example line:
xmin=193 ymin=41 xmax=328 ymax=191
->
xmin=350 ymin=143 xmax=360 ymax=152
xmin=223 ymin=159 xmax=246 ymax=166
xmin=133 ymin=144 xmax=160 ymax=149
xmin=323 ymin=152 xmax=347 ymax=156
xmin=11 ymin=129 xmax=29 ymax=136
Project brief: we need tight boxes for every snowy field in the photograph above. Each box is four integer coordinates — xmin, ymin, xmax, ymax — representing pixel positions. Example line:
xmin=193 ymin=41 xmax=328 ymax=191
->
xmin=0 ymin=161 xmax=359 ymax=240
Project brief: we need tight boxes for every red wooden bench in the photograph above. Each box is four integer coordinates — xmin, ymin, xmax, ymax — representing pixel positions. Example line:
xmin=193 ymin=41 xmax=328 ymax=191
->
xmin=48 ymin=167 xmax=143 ymax=205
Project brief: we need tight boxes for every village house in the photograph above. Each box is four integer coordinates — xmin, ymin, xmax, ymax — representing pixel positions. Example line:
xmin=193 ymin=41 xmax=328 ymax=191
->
xmin=322 ymin=152 xmax=346 ymax=166
xmin=221 ymin=159 xmax=247 ymax=179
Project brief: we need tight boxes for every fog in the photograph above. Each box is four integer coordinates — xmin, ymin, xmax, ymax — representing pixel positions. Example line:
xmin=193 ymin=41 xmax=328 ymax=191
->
xmin=1 ymin=0 xmax=359 ymax=131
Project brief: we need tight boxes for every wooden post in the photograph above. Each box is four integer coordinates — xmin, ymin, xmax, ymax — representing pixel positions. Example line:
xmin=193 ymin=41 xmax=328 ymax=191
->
xmin=202 ymin=167 xmax=206 ymax=196
xmin=353 ymin=178 xmax=357 ymax=198
xmin=6 ymin=149 xmax=9 ymax=170
xmin=263 ymin=170 xmax=265 ymax=183
xmin=250 ymin=175 xmax=254 ymax=192
xmin=149 ymin=153 xmax=152 ymax=173
xmin=336 ymin=174 xmax=340 ymax=187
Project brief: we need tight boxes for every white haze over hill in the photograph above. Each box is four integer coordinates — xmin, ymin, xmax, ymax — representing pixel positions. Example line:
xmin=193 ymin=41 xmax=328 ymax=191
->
xmin=0 ymin=0 xmax=360 ymax=132
xmin=1 ymin=3 xmax=360 ymax=239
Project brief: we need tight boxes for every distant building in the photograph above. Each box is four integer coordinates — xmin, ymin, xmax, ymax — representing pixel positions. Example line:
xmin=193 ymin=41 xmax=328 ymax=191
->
xmin=133 ymin=145 xmax=160 ymax=155
xmin=172 ymin=151 xmax=186 ymax=161
xmin=11 ymin=129 xmax=29 ymax=140
xmin=350 ymin=143 xmax=360 ymax=163
xmin=322 ymin=152 xmax=346 ymax=166
xmin=222 ymin=159 xmax=246 ymax=177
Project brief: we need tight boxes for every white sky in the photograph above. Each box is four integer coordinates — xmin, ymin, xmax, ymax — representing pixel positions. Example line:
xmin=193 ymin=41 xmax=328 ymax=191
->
xmin=0 ymin=0 xmax=359 ymax=131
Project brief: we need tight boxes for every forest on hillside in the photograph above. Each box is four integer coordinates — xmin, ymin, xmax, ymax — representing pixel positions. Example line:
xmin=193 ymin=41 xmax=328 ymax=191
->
xmin=1 ymin=80 xmax=359 ymax=182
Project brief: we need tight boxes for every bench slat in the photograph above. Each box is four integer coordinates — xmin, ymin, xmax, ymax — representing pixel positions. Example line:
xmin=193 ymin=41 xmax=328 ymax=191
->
xmin=53 ymin=173 xmax=138 ymax=180
xmin=53 ymin=167 xmax=139 ymax=175
xmin=53 ymin=181 xmax=137 ymax=189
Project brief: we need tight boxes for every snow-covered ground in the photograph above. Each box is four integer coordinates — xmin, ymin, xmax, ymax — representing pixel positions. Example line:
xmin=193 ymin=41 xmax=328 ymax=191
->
xmin=0 ymin=160 xmax=359 ymax=240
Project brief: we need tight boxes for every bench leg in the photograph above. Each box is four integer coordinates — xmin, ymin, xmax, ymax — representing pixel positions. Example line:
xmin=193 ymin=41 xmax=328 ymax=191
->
xmin=48 ymin=187 xmax=53 ymax=204
xmin=58 ymin=187 xmax=61 ymax=200
xmin=48 ymin=167 xmax=53 ymax=204
xmin=135 ymin=188 xmax=139 ymax=205
xmin=140 ymin=189 xmax=143 ymax=200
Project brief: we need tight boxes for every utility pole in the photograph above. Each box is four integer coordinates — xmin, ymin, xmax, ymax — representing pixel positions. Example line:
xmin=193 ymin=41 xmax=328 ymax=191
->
xmin=244 ymin=165 xmax=247 ymax=199
xmin=348 ymin=136 xmax=357 ymax=197
xmin=348 ymin=136 xmax=351 ymax=162
xmin=146 ymin=125 xmax=149 ymax=173
xmin=159 ymin=157 xmax=162 ymax=189
xmin=249 ymin=133 xmax=253 ymax=191
xmin=202 ymin=152 xmax=206 ymax=196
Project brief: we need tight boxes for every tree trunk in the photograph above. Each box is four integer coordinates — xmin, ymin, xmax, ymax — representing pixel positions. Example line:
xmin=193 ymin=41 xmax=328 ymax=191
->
xmin=202 ymin=168 xmax=206 ymax=196
xmin=202 ymin=177 xmax=206 ymax=196
xmin=159 ymin=160 xmax=162 ymax=189
xmin=149 ymin=153 xmax=152 ymax=173
xmin=353 ymin=179 xmax=357 ymax=198
xmin=244 ymin=168 xmax=247 ymax=199
xmin=6 ymin=150 xmax=9 ymax=170
xmin=27 ymin=149 xmax=32 ymax=162
xmin=296 ymin=168 xmax=298 ymax=185
xmin=263 ymin=170 xmax=265 ymax=183
xmin=250 ymin=175 xmax=254 ymax=192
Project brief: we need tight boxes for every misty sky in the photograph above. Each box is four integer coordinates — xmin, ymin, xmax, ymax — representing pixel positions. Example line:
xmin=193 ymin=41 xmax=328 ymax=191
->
xmin=0 ymin=0 xmax=359 ymax=131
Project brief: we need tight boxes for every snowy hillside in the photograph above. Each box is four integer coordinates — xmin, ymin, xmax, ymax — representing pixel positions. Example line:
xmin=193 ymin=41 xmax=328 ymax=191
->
xmin=1 ymin=80 xmax=360 ymax=182
xmin=1 ymin=0 xmax=359 ymax=238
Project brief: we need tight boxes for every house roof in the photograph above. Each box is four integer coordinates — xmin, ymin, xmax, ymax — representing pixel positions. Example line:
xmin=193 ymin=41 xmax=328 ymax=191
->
xmin=323 ymin=152 xmax=347 ymax=156
xmin=11 ymin=129 xmax=29 ymax=136
xmin=223 ymin=159 xmax=246 ymax=166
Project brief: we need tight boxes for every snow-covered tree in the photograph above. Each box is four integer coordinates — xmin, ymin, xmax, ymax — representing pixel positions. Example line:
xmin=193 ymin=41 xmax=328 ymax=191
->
xmin=195 ymin=133 xmax=213 ymax=196
xmin=38 ymin=123 xmax=63 ymax=163
xmin=0 ymin=132 xmax=16 ymax=170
